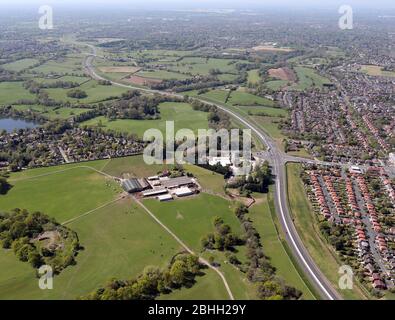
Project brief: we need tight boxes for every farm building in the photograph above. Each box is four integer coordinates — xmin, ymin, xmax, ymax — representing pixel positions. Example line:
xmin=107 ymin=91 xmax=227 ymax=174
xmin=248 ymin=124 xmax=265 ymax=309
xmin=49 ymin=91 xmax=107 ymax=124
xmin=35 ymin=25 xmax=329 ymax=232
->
xmin=142 ymin=188 xmax=168 ymax=197
xmin=122 ymin=178 xmax=149 ymax=193
xmin=161 ymin=176 xmax=195 ymax=189
xmin=157 ymin=194 xmax=173 ymax=202
xmin=174 ymin=187 xmax=194 ymax=197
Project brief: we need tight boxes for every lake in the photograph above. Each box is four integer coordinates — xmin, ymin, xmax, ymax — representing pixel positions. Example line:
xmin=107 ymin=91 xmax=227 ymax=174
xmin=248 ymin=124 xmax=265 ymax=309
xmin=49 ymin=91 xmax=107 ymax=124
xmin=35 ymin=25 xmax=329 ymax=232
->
xmin=0 ymin=118 xmax=38 ymax=133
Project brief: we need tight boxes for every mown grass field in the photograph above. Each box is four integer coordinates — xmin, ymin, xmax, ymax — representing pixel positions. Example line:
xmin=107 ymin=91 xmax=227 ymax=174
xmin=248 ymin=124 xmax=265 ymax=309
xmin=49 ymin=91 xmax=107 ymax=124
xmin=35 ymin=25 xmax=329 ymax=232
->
xmin=286 ymin=163 xmax=369 ymax=300
xmin=81 ymin=102 xmax=209 ymax=138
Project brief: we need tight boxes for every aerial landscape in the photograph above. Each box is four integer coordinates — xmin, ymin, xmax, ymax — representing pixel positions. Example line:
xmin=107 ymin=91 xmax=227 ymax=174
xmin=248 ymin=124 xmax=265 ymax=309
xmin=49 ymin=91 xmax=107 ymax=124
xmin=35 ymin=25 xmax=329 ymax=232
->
xmin=0 ymin=0 xmax=394 ymax=306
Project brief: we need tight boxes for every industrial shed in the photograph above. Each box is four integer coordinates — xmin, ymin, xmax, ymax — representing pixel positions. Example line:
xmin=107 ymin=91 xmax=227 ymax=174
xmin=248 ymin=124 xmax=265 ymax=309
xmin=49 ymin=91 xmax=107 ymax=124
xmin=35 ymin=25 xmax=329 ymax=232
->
xmin=160 ymin=176 xmax=195 ymax=189
xmin=121 ymin=178 xmax=149 ymax=193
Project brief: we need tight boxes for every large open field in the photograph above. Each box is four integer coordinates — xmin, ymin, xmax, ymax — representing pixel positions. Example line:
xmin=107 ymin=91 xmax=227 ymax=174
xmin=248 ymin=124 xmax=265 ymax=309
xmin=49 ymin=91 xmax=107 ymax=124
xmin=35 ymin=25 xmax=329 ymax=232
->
xmin=360 ymin=65 xmax=395 ymax=77
xmin=228 ymin=90 xmax=275 ymax=107
xmin=290 ymin=67 xmax=332 ymax=91
xmin=44 ymin=80 xmax=129 ymax=103
xmin=0 ymin=157 xmax=231 ymax=299
xmin=1 ymin=58 xmax=39 ymax=72
xmin=0 ymin=82 xmax=36 ymax=104
xmin=31 ymin=55 xmax=86 ymax=76
xmin=12 ymin=105 xmax=92 ymax=120
xmin=143 ymin=193 xmax=257 ymax=299
xmin=81 ymin=102 xmax=209 ymax=138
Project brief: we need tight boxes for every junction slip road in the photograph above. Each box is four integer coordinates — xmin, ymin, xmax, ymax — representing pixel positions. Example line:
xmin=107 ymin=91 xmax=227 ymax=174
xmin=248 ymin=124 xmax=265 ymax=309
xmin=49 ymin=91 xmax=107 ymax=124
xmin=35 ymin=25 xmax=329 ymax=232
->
xmin=83 ymin=44 xmax=341 ymax=300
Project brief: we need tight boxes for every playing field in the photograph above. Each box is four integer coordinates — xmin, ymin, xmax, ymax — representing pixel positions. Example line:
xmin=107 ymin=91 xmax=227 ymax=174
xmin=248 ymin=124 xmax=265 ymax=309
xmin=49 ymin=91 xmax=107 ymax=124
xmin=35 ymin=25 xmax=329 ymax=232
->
xmin=81 ymin=102 xmax=209 ymax=138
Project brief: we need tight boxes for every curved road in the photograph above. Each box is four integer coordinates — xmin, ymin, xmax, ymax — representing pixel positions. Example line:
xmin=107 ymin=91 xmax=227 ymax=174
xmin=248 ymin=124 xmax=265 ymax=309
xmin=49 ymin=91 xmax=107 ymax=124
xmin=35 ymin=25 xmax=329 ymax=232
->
xmin=83 ymin=45 xmax=341 ymax=300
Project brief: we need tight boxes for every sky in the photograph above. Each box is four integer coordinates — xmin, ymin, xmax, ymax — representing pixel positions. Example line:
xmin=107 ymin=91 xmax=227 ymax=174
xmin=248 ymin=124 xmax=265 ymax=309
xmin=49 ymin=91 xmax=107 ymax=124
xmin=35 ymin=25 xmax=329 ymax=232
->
xmin=0 ymin=0 xmax=394 ymax=10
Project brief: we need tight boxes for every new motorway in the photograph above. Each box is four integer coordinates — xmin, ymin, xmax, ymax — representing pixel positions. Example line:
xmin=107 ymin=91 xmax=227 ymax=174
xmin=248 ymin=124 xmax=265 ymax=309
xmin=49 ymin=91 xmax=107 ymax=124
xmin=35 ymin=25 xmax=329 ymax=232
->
xmin=83 ymin=44 xmax=341 ymax=300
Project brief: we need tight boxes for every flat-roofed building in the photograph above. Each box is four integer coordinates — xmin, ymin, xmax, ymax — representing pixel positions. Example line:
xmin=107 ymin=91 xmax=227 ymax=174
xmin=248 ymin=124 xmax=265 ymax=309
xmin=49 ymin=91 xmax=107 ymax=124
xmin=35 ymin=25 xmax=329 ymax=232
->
xmin=157 ymin=194 xmax=173 ymax=202
xmin=142 ymin=188 xmax=168 ymax=197
xmin=161 ymin=176 xmax=195 ymax=189
xmin=174 ymin=187 xmax=194 ymax=197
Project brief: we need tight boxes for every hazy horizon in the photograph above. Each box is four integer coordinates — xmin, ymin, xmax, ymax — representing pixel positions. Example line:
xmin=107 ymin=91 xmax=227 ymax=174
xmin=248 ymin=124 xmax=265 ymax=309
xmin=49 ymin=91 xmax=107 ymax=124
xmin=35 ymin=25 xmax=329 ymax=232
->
xmin=0 ymin=0 xmax=394 ymax=11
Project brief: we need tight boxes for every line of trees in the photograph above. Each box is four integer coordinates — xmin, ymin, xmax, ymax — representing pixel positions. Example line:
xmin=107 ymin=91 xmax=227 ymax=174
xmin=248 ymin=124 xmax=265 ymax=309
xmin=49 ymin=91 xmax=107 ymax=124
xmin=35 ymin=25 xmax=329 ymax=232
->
xmin=82 ymin=253 xmax=202 ymax=300
xmin=234 ymin=204 xmax=302 ymax=300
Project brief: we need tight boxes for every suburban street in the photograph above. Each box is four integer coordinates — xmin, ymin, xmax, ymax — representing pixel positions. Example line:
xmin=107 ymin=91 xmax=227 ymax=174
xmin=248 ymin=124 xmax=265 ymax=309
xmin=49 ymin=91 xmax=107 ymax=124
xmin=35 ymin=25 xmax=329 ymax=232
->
xmin=83 ymin=44 xmax=341 ymax=300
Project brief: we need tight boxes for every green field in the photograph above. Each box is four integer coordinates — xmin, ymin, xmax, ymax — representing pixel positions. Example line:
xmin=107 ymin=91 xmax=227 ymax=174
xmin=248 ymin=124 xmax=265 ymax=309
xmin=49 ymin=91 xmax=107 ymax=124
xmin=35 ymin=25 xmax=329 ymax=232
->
xmin=0 ymin=157 xmax=231 ymax=299
xmin=228 ymin=90 xmax=275 ymax=106
xmin=0 ymin=82 xmax=36 ymax=104
xmin=265 ymin=80 xmax=288 ymax=91
xmin=31 ymin=55 xmax=86 ymax=76
xmin=0 ymin=199 xmax=184 ymax=299
xmin=168 ymin=57 xmax=245 ymax=76
xmin=12 ymin=105 xmax=91 ymax=120
xmin=1 ymin=58 xmax=39 ymax=72
xmin=44 ymin=80 xmax=129 ymax=103
xmin=143 ymin=193 xmax=256 ymax=299
xmin=247 ymin=69 xmax=261 ymax=84
xmin=238 ymin=105 xmax=287 ymax=117
xmin=0 ymin=163 xmax=121 ymax=222
xmin=360 ymin=65 xmax=395 ymax=77
xmin=286 ymin=163 xmax=369 ymax=300
xmin=290 ymin=67 xmax=331 ymax=91
xmin=249 ymin=192 xmax=315 ymax=299
xmin=136 ymin=70 xmax=189 ymax=80
xmin=35 ymin=75 xmax=91 ymax=85
xmin=81 ymin=102 xmax=209 ymax=138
